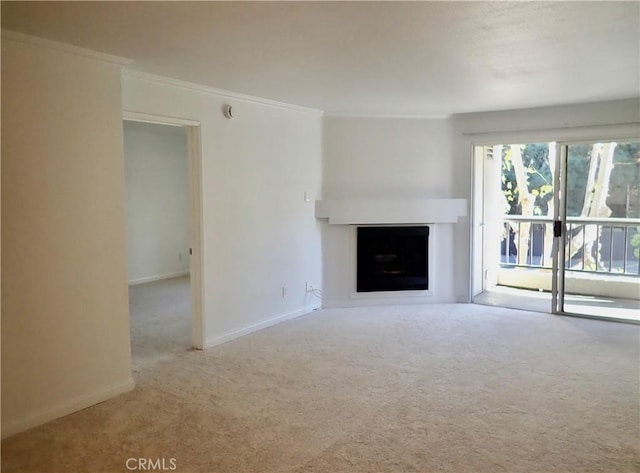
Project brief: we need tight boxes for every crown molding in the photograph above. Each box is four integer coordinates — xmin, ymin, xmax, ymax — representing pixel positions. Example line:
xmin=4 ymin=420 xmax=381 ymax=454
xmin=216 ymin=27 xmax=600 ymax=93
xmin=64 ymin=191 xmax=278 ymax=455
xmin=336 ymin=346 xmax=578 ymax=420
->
xmin=323 ymin=111 xmax=451 ymax=120
xmin=122 ymin=69 xmax=325 ymax=117
xmin=1 ymin=29 xmax=132 ymax=66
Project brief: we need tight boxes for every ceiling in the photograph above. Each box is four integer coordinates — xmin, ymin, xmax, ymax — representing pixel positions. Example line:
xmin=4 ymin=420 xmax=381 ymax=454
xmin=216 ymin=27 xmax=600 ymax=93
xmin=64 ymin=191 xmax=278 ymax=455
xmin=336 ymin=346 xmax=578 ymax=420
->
xmin=2 ymin=1 xmax=639 ymax=116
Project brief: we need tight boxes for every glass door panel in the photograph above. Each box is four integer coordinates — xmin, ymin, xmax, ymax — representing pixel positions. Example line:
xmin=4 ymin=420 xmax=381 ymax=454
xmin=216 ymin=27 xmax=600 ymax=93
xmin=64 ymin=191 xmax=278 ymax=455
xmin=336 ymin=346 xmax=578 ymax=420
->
xmin=474 ymin=143 xmax=556 ymax=313
xmin=557 ymin=141 xmax=640 ymax=322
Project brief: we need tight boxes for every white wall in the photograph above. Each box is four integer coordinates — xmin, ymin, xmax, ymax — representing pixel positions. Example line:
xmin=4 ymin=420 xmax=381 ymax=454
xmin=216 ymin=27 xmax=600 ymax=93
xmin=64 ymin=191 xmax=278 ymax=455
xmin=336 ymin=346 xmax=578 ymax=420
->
xmin=1 ymin=38 xmax=133 ymax=437
xmin=452 ymin=98 xmax=640 ymax=301
xmin=321 ymin=101 xmax=640 ymax=307
xmin=121 ymin=72 xmax=323 ymax=346
xmin=321 ymin=117 xmax=461 ymax=306
xmin=3 ymin=31 xmax=635 ymax=438
xmin=124 ymin=121 xmax=190 ymax=284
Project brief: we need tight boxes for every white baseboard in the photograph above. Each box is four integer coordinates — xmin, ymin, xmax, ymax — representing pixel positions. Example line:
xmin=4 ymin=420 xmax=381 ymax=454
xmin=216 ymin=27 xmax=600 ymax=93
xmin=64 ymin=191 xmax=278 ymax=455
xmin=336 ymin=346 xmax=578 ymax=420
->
xmin=1 ymin=377 xmax=135 ymax=439
xmin=321 ymin=298 xmax=427 ymax=308
xmin=205 ymin=305 xmax=321 ymax=349
xmin=128 ymin=271 xmax=190 ymax=286
xmin=322 ymin=297 xmax=458 ymax=308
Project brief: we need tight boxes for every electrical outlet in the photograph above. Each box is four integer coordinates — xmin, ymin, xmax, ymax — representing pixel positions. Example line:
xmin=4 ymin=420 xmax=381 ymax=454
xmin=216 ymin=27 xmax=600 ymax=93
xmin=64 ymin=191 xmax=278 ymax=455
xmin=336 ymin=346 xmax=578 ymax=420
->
xmin=306 ymin=282 xmax=314 ymax=293
xmin=282 ymin=286 xmax=287 ymax=297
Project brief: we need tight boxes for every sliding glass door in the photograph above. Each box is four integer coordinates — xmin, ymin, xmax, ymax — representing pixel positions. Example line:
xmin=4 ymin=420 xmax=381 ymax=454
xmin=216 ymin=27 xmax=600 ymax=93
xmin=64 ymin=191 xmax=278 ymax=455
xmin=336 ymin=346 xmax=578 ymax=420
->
xmin=553 ymin=140 xmax=640 ymax=323
xmin=474 ymin=143 xmax=556 ymax=312
xmin=474 ymin=138 xmax=639 ymax=323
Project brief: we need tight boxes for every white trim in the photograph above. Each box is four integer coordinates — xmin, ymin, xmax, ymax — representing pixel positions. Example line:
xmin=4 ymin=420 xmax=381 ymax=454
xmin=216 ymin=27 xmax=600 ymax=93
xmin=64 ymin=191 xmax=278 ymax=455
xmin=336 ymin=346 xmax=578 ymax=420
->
xmin=123 ymin=111 xmax=200 ymax=128
xmin=321 ymin=298 xmax=445 ymax=308
xmin=128 ymin=271 xmax=190 ymax=286
xmin=324 ymin=112 xmax=451 ymax=120
xmin=187 ymin=125 xmax=206 ymax=351
xmin=205 ymin=306 xmax=321 ymax=349
xmin=315 ymin=199 xmax=467 ymax=225
xmin=350 ymin=289 xmax=432 ymax=299
xmin=1 ymin=378 xmax=134 ymax=439
xmin=461 ymin=123 xmax=640 ymax=145
xmin=121 ymin=69 xmax=324 ymax=117
xmin=122 ymin=112 xmax=206 ymax=351
xmin=469 ymin=144 xmax=483 ymax=303
xmin=1 ymin=29 xmax=132 ymax=66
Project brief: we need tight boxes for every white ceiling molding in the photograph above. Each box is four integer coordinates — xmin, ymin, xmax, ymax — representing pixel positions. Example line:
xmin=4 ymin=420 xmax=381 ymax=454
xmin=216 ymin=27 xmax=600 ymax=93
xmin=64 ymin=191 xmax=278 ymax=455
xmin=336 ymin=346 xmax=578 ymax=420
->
xmin=1 ymin=29 xmax=132 ymax=66
xmin=461 ymin=123 xmax=640 ymax=145
xmin=323 ymin=112 xmax=451 ymax=120
xmin=122 ymin=69 xmax=324 ymax=117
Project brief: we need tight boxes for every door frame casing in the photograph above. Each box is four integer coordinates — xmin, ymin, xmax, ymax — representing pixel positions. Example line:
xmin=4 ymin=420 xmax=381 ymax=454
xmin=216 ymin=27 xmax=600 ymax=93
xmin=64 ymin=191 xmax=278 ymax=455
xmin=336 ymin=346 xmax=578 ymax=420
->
xmin=123 ymin=111 xmax=206 ymax=350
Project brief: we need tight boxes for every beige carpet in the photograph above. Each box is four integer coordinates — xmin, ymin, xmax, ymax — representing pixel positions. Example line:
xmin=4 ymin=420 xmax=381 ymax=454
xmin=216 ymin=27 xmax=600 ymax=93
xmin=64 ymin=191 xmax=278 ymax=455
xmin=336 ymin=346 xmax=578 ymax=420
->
xmin=2 ymin=302 xmax=639 ymax=473
xmin=128 ymin=275 xmax=193 ymax=372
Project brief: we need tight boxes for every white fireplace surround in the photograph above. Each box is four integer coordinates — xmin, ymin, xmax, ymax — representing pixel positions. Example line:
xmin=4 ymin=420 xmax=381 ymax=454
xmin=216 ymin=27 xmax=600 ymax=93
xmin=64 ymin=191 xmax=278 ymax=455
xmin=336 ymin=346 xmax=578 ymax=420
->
xmin=315 ymin=198 xmax=467 ymax=224
xmin=316 ymin=198 xmax=467 ymax=303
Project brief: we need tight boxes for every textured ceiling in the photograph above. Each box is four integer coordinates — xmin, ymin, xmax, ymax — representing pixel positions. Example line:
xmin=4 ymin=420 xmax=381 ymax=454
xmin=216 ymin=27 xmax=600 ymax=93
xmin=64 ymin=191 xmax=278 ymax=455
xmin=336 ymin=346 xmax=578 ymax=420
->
xmin=2 ymin=1 xmax=639 ymax=116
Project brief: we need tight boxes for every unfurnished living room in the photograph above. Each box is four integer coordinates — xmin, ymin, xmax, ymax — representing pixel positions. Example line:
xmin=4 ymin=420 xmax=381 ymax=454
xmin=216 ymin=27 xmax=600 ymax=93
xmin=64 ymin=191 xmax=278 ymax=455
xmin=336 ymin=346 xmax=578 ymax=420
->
xmin=1 ymin=2 xmax=639 ymax=472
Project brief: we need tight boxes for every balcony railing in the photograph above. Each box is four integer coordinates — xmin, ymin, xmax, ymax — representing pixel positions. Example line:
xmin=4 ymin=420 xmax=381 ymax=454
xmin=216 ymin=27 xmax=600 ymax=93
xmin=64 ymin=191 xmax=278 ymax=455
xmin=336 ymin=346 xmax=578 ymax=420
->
xmin=501 ymin=216 xmax=640 ymax=276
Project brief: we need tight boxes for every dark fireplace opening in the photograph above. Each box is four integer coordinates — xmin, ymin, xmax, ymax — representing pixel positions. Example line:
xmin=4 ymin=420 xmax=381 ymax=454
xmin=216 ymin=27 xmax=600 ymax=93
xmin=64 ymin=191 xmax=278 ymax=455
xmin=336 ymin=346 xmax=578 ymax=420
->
xmin=357 ymin=226 xmax=429 ymax=292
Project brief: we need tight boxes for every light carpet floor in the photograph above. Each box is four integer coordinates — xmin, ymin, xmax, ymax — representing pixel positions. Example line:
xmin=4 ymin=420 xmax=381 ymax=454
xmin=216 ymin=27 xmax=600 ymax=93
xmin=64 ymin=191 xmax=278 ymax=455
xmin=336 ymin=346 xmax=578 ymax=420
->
xmin=2 ymin=303 xmax=639 ymax=473
xmin=128 ymin=275 xmax=193 ymax=372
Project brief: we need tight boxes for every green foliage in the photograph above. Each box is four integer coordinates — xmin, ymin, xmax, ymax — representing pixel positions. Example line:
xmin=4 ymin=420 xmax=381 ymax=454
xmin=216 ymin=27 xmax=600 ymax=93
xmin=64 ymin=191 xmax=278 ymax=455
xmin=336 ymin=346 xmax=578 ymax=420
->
xmin=501 ymin=143 xmax=552 ymax=215
xmin=609 ymin=142 xmax=640 ymax=218
xmin=501 ymin=141 xmax=640 ymax=218
xmin=565 ymin=144 xmax=590 ymax=217
xmin=631 ymin=229 xmax=640 ymax=259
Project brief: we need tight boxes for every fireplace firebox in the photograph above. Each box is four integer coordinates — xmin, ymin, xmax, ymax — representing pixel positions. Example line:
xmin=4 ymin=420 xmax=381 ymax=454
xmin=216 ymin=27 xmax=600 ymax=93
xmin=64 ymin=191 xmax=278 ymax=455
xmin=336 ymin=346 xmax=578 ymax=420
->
xmin=356 ymin=226 xmax=429 ymax=292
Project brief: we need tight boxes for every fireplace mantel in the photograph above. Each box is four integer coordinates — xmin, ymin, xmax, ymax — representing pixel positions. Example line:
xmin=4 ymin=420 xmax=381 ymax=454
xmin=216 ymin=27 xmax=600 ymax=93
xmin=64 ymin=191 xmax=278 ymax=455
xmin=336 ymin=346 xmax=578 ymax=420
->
xmin=315 ymin=199 xmax=467 ymax=225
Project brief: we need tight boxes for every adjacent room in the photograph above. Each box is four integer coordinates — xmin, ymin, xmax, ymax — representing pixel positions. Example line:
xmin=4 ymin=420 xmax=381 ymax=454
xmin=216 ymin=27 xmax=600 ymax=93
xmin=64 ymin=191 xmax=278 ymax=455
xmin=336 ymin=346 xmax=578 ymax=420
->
xmin=1 ymin=2 xmax=638 ymax=472
xmin=123 ymin=120 xmax=193 ymax=370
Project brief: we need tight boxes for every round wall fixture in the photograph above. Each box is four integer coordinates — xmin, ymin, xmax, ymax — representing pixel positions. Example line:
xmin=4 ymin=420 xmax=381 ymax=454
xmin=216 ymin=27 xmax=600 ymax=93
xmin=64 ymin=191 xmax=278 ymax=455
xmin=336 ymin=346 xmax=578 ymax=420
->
xmin=224 ymin=105 xmax=235 ymax=119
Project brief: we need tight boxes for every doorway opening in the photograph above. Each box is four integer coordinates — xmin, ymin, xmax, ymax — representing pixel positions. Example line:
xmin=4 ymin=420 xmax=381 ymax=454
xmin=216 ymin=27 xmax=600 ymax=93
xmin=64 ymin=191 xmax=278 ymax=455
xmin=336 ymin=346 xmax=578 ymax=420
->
xmin=472 ymin=140 xmax=640 ymax=323
xmin=123 ymin=116 xmax=204 ymax=371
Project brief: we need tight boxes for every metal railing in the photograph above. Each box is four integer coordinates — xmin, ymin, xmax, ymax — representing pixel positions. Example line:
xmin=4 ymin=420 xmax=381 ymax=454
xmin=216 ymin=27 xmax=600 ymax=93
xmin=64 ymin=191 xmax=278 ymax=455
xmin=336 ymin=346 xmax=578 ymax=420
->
xmin=501 ymin=216 xmax=640 ymax=276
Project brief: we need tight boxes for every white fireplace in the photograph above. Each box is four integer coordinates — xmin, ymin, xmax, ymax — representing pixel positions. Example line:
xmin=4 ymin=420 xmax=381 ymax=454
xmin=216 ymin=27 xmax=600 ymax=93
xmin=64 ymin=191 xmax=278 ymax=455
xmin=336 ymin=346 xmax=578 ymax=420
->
xmin=316 ymin=198 xmax=467 ymax=307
